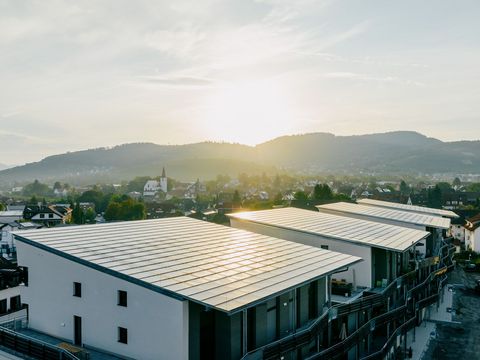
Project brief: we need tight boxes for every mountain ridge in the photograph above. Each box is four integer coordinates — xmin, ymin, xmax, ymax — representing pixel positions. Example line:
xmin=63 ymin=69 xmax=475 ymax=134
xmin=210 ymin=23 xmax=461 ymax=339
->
xmin=1 ymin=131 xmax=479 ymax=186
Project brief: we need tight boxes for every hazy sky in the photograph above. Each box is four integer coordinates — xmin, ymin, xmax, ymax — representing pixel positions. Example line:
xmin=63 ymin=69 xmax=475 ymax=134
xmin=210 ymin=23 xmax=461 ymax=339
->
xmin=1 ymin=0 xmax=479 ymax=164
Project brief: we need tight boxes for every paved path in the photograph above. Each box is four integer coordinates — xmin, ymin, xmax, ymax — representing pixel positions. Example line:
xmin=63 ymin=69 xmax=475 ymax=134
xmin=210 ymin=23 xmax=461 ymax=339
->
xmin=422 ymin=267 xmax=480 ymax=360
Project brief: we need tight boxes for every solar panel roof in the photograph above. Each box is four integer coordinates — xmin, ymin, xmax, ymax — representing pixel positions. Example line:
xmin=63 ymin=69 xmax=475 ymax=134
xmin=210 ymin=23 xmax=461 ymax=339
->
xmin=317 ymin=202 xmax=451 ymax=229
xmin=13 ymin=217 xmax=361 ymax=314
xmin=228 ymin=207 xmax=429 ymax=252
xmin=357 ymin=198 xmax=459 ymax=218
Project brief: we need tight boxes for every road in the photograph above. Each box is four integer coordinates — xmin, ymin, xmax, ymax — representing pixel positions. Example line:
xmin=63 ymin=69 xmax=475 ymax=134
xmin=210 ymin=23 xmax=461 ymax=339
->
xmin=422 ymin=266 xmax=480 ymax=359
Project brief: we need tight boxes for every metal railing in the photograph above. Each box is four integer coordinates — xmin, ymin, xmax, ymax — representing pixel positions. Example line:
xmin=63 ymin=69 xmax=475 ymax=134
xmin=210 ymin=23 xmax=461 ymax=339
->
xmin=0 ymin=323 xmax=80 ymax=360
xmin=242 ymin=239 xmax=456 ymax=360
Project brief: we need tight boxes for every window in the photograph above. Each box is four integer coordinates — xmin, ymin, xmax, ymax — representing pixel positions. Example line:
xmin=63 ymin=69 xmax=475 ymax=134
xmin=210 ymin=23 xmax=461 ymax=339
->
xmin=10 ymin=295 xmax=21 ymax=311
xmin=321 ymin=245 xmax=329 ymax=250
xmin=0 ymin=299 xmax=7 ymax=314
xmin=118 ymin=290 xmax=127 ymax=307
xmin=73 ymin=282 xmax=82 ymax=297
xmin=40 ymin=214 xmax=45 ymax=219
xmin=118 ymin=327 xmax=128 ymax=344
xmin=48 ymin=213 xmax=53 ymax=218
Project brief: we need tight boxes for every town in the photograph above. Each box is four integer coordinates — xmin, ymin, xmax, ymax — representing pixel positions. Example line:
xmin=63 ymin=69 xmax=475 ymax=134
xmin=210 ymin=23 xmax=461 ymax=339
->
xmin=0 ymin=167 xmax=479 ymax=359
xmin=1 ymin=1 xmax=479 ymax=359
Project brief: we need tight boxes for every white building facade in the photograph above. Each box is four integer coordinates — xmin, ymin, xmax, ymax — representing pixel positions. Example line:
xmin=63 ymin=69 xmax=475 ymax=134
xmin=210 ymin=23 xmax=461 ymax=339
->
xmin=14 ymin=217 xmax=360 ymax=360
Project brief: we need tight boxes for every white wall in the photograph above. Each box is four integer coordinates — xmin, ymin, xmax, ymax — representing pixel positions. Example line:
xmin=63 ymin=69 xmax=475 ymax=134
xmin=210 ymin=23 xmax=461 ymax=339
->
xmin=465 ymin=229 xmax=480 ymax=252
xmin=450 ymin=225 xmax=465 ymax=242
xmin=0 ymin=286 xmax=22 ymax=312
xmin=16 ymin=241 xmax=188 ymax=360
xmin=230 ymin=219 xmax=372 ymax=289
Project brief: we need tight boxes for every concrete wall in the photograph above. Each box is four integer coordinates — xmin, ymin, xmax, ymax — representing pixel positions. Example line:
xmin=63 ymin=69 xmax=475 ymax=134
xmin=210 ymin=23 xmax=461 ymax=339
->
xmin=16 ymin=241 xmax=188 ymax=360
xmin=230 ymin=219 xmax=371 ymax=288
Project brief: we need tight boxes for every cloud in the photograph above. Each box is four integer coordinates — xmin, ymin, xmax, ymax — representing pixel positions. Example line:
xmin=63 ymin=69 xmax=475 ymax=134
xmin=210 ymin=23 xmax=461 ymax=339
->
xmin=322 ymin=72 xmax=425 ymax=87
xmin=138 ymin=75 xmax=215 ymax=88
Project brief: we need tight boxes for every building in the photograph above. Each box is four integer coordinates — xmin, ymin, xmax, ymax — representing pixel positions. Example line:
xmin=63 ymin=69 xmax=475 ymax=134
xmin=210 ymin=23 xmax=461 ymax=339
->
xmin=0 ymin=211 xmax=23 ymax=224
xmin=23 ymin=205 xmax=72 ymax=227
xmin=357 ymin=198 xmax=459 ymax=219
xmin=13 ymin=217 xmax=361 ymax=360
xmin=317 ymin=202 xmax=451 ymax=258
xmin=0 ymin=222 xmax=41 ymax=260
xmin=143 ymin=167 xmax=168 ymax=197
xmin=464 ymin=214 xmax=480 ymax=252
xmin=228 ymin=207 xmax=429 ymax=293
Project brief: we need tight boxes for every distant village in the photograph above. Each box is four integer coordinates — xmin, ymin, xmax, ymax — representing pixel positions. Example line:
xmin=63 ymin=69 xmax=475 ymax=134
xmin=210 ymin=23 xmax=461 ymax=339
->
xmin=1 ymin=168 xmax=480 ymax=255
xmin=0 ymin=167 xmax=479 ymax=359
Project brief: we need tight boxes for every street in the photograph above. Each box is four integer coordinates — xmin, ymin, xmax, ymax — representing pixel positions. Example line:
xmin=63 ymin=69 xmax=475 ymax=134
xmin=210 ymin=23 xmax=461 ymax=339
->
xmin=422 ymin=267 xmax=480 ymax=359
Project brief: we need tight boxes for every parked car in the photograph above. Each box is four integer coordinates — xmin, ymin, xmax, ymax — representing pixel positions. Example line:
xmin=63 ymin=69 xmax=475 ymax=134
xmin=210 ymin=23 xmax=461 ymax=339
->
xmin=465 ymin=262 xmax=477 ymax=272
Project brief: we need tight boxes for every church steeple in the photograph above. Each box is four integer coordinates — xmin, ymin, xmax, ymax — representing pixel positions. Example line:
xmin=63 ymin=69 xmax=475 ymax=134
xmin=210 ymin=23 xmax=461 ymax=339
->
xmin=161 ymin=167 xmax=166 ymax=178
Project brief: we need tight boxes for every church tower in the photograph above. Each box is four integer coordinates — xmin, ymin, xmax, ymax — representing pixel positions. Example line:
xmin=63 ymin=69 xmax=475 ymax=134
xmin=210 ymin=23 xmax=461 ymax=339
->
xmin=160 ymin=167 xmax=168 ymax=193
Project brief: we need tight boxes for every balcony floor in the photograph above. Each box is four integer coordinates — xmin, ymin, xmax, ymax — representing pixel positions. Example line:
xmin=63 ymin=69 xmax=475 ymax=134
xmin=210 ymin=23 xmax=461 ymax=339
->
xmin=16 ymin=328 xmax=124 ymax=360
xmin=331 ymin=287 xmax=368 ymax=304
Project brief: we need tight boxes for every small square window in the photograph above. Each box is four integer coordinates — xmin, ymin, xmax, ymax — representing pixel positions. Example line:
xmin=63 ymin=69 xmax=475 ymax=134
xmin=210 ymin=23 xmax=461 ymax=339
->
xmin=118 ymin=327 xmax=128 ymax=344
xmin=49 ymin=213 xmax=53 ymax=218
xmin=118 ymin=290 xmax=127 ymax=307
xmin=40 ymin=214 xmax=45 ymax=218
xmin=73 ymin=282 xmax=82 ymax=297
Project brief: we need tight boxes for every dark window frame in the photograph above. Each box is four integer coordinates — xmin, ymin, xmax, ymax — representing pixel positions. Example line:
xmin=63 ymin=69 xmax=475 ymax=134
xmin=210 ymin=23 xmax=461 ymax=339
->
xmin=73 ymin=282 xmax=82 ymax=297
xmin=118 ymin=290 xmax=127 ymax=307
xmin=118 ymin=327 xmax=128 ymax=344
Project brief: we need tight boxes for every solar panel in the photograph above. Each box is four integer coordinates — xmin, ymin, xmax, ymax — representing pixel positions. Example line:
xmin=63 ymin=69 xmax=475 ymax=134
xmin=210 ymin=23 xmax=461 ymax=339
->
xmin=13 ymin=217 xmax=361 ymax=313
xmin=228 ymin=207 xmax=430 ymax=251
xmin=317 ymin=202 xmax=451 ymax=229
xmin=357 ymin=198 xmax=458 ymax=218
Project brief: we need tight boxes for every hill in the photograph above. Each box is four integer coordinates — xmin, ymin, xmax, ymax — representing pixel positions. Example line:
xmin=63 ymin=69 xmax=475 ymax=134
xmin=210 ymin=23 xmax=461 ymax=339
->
xmin=0 ymin=131 xmax=479 ymax=186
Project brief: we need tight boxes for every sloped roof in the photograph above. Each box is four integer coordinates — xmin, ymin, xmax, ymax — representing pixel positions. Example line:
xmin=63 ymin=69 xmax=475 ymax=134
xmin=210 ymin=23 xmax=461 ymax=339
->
xmin=357 ymin=198 xmax=459 ymax=218
xmin=465 ymin=213 xmax=480 ymax=231
xmin=14 ymin=217 xmax=361 ymax=314
xmin=317 ymin=202 xmax=451 ymax=229
xmin=228 ymin=207 xmax=429 ymax=252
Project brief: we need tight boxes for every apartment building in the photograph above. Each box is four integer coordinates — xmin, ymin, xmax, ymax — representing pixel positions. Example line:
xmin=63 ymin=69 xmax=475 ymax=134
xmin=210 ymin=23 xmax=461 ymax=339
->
xmin=13 ymin=217 xmax=360 ymax=360
xmin=228 ymin=207 xmax=429 ymax=292
xmin=316 ymin=202 xmax=451 ymax=258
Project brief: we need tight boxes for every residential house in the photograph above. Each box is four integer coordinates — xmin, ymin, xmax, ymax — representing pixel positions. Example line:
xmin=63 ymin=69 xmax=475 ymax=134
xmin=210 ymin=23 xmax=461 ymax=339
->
xmin=23 ymin=205 xmax=72 ymax=227
xmin=464 ymin=214 xmax=480 ymax=252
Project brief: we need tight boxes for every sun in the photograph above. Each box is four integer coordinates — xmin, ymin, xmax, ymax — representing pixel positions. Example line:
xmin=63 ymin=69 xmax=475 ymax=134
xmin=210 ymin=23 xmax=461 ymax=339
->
xmin=201 ymin=79 xmax=298 ymax=145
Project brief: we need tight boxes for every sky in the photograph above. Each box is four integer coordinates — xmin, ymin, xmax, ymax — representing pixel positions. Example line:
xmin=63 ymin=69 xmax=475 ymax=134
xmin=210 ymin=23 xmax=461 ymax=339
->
xmin=1 ymin=0 xmax=479 ymax=165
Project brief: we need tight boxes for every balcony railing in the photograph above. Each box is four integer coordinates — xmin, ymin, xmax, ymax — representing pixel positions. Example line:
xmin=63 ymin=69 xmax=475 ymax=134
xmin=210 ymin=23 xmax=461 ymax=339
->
xmin=242 ymin=239 xmax=456 ymax=360
xmin=0 ymin=316 xmax=79 ymax=360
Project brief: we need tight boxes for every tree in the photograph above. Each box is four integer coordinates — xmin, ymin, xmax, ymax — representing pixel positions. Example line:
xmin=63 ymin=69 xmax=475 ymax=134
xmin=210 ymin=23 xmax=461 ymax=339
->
xmin=467 ymin=183 xmax=480 ymax=192
xmin=23 ymin=180 xmax=51 ymax=197
xmin=313 ymin=184 xmax=333 ymax=201
xmin=399 ymin=180 xmax=410 ymax=195
xmin=104 ymin=202 xmax=121 ymax=221
xmin=427 ymin=185 xmax=442 ymax=208
xmin=0 ymin=203 xmax=4 ymax=211
xmin=273 ymin=192 xmax=283 ymax=205
xmin=453 ymin=177 xmax=462 ymax=187
xmin=71 ymin=203 xmax=85 ymax=225
xmin=28 ymin=196 xmax=39 ymax=205
xmin=436 ymin=182 xmax=452 ymax=193
xmin=104 ymin=197 xmax=146 ymax=221
xmin=85 ymin=208 xmax=96 ymax=223
xmin=294 ymin=191 xmax=308 ymax=202
xmin=53 ymin=181 xmax=62 ymax=191
xmin=232 ymin=190 xmax=241 ymax=206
